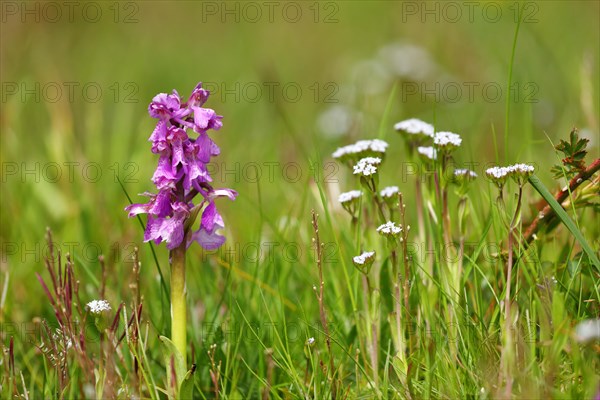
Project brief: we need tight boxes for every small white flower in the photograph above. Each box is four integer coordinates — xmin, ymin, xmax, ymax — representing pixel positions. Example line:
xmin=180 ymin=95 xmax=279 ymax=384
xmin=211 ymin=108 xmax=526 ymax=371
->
xmin=332 ymin=146 xmax=350 ymax=158
xmin=349 ymin=139 xmax=388 ymax=154
xmin=574 ymin=319 xmax=600 ymax=343
xmin=508 ymin=163 xmax=535 ymax=174
xmin=486 ymin=166 xmax=510 ymax=179
xmin=417 ymin=146 xmax=437 ymax=160
xmin=332 ymin=139 xmax=388 ymax=159
xmin=353 ymin=251 xmax=375 ymax=265
xmin=359 ymin=157 xmax=382 ymax=164
xmin=380 ymin=186 xmax=399 ymax=198
xmin=454 ymin=169 xmax=478 ymax=178
xmin=338 ymin=190 xmax=362 ymax=204
xmin=486 ymin=164 xmax=534 ymax=185
xmin=376 ymin=221 xmax=402 ymax=236
xmin=394 ymin=118 xmax=434 ymax=137
xmin=87 ymin=299 xmax=111 ymax=314
xmin=369 ymin=139 xmax=389 ymax=153
xmin=433 ymin=131 xmax=462 ymax=148
xmin=307 ymin=337 xmax=315 ymax=345
xmin=353 ymin=157 xmax=381 ymax=176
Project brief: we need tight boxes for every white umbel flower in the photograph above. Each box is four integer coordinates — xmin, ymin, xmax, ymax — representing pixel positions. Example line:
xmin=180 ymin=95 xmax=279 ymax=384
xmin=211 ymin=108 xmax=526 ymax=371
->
xmin=338 ymin=190 xmax=362 ymax=204
xmin=417 ymin=146 xmax=437 ymax=160
xmin=486 ymin=166 xmax=510 ymax=179
xmin=380 ymin=186 xmax=399 ymax=198
xmin=394 ymin=118 xmax=434 ymax=137
xmin=376 ymin=221 xmax=402 ymax=236
xmin=486 ymin=163 xmax=534 ymax=186
xmin=508 ymin=163 xmax=535 ymax=174
xmin=87 ymin=299 xmax=111 ymax=314
xmin=332 ymin=146 xmax=349 ymax=159
xmin=353 ymin=157 xmax=381 ymax=176
xmin=433 ymin=131 xmax=462 ymax=148
xmin=454 ymin=169 xmax=478 ymax=178
xmin=367 ymin=139 xmax=388 ymax=153
xmin=353 ymin=251 xmax=375 ymax=265
xmin=332 ymin=139 xmax=389 ymax=159
xmin=574 ymin=319 xmax=600 ymax=343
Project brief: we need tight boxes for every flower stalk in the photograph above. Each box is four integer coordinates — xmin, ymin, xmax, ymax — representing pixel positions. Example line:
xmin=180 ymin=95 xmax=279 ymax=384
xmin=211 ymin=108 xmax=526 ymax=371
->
xmin=170 ymin=241 xmax=187 ymax=364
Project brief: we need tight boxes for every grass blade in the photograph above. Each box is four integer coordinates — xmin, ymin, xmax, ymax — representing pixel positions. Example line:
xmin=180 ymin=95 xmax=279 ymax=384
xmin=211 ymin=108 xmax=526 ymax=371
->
xmin=378 ymin=81 xmax=398 ymax=140
xmin=504 ymin=2 xmax=523 ymax=163
xmin=528 ymin=175 xmax=600 ymax=271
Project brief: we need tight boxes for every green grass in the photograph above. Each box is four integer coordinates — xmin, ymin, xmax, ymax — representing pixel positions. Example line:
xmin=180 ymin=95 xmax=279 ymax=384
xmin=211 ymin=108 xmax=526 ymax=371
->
xmin=1 ymin=1 xmax=599 ymax=399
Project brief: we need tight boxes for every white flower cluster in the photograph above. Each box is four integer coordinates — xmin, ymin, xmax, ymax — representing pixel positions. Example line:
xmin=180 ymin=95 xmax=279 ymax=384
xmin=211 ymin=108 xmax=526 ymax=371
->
xmin=417 ymin=146 xmax=437 ymax=160
xmin=380 ymin=185 xmax=399 ymax=198
xmin=509 ymin=163 xmax=535 ymax=174
xmin=575 ymin=319 xmax=600 ymax=343
xmin=486 ymin=164 xmax=535 ymax=180
xmin=394 ymin=118 xmax=434 ymax=137
xmin=332 ymin=139 xmax=389 ymax=159
xmin=376 ymin=221 xmax=402 ymax=235
xmin=433 ymin=131 xmax=462 ymax=148
xmin=338 ymin=190 xmax=362 ymax=204
xmin=87 ymin=299 xmax=111 ymax=314
xmin=454 ymin=169 xmax=478 ymax=178
xmin=353 ymin=157 xmax=381 ymax=176
xmin=353 ymin=251 xmax=375 ymax=265
xmin=485 ymin=166 xmax=510 ymax=179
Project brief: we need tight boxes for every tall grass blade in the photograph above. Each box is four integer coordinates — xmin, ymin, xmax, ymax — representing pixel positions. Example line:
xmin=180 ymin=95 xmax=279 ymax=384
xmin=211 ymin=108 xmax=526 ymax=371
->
xmin=528 ymin=175 xmax=600 ymax=271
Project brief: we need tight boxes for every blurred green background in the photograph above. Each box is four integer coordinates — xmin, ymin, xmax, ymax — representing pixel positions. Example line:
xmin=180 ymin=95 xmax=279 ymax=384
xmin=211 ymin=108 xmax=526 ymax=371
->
xmin=1 ymin=1 xmax=598 ymax=320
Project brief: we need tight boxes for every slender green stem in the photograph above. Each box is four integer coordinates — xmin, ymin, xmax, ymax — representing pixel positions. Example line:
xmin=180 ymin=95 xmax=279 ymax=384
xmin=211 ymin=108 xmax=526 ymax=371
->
xmin=501 ymin=185 xmax=523 ymax=396
xmin=170 ymin=242 xmax=187 ymax=364
xmin=372 ymin=194 xmax=387 ymax=223
xmin=505 ymin=3 xmax=523 ymax=163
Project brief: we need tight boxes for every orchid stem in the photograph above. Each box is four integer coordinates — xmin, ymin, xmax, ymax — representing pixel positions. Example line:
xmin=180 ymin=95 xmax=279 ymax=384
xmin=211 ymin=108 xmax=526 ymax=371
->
xmin=170 ymin=242 xmax=187 ymax=365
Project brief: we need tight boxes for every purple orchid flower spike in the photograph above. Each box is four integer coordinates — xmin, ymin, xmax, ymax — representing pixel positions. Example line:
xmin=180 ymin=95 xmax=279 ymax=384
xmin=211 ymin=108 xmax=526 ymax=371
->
xmin=126 ymin=82 xmax=236 ymax=250
xmin=125 ymin=82 xmax=236 ymax=383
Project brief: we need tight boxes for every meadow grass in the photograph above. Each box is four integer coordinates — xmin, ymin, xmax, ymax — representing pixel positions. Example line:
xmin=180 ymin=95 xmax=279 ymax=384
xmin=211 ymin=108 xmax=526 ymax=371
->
xmin=1 ymin=1 xmax=599 ymax=399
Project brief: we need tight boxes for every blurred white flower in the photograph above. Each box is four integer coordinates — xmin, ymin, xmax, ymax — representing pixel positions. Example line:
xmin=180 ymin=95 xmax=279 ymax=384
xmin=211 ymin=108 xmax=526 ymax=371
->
xmin=574 ymin=319 xmax=600 ymax=343
xmin=332 ymin=139 xmax=388 ymax=159
xmin=353 ymin=251 xmax=375 ymax=265
xmin=486 ymin=166 xmax=510 ymax=180
xmin=380 ymin=186 xmax=399 ymax=198
xmin=338 ymin=190 xmax=362 ymax=204
xmin=87 ymin=299 xmax=111 ymax=314
xmin=378 ymin=43 xmax=437 ymax=81
xmin=433 ymin=131 xmax=462 ymax=148
xmin=417 ymin=146 xmax=437 ymax=160
xmin=394 ymin=118 xmax=434 ymax=137
xmin=351 ymin=59 xmax=392 ymax=96
xmin=508 ymin=163 xmax=535 ymax=174
xmin=376 ymin=221 xmax=402 ymax=236
xmin=454 ymin=169 xmax=478 ymax=178
xmin=317 ymin=105 xmax=355 ymax=138
xmin=486 ymin=164 xmax=534 ymax=186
